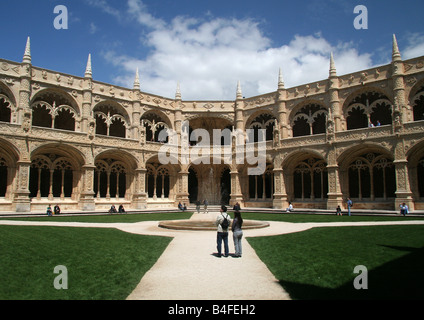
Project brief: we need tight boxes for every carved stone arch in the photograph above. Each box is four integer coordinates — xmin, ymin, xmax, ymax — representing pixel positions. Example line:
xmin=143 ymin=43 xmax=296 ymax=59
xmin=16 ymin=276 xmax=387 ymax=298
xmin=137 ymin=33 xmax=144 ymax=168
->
xmin=30 ymin=87 xmax=80 ymax=117
xmin=140 ymin=109 xmax=172 ymax=129
xmin=93 ymin=99 xmax=130 ymax=126
xmin=409 ymin=79 xmax=424 ymax=121
xmin=343 ymin=86 xmax=393 ymax=110
xmin=0 ymin=81 xmax=17 ymax=107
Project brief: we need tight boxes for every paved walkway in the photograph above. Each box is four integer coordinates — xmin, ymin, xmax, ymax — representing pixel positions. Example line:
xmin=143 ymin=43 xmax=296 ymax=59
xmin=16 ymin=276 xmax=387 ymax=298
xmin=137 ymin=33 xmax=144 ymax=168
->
xmin=1 ymin=212 xmax=424 ymax=300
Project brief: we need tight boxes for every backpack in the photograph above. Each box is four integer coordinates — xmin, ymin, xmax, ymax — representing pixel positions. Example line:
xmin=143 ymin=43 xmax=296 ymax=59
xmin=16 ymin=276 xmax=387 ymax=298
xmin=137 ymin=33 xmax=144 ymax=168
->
xmin=221 ymin=214 xmax=229 ymax=229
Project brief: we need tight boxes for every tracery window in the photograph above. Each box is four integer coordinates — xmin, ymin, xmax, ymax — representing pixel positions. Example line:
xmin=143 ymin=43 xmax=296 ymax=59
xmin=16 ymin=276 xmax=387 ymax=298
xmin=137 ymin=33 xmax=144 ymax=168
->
xmin=346 ymin=92 xmax=392 ymax=129
xmin=29 ymin=155 xmax=74 ymax=199
xmin=0 ymin=94 xmax=12 ymax=123
xmin=412 ymin=88 xmax=424 ymax=121
xmin=140 ymin=113 xmax=169 ymax=143
xmin=94 ymin=109 xmax=127 ymax=138
xmin=94 ymin=160 xmax=127 ymax=199
xmin=248 ymin=164 xmax=274 ymax=200
xmin=248 ymin=114 xmax=275 ymax=142
xmin=0 ymin=157 xmax=7 ymax=197
xmin=31 ymin=91 xmax=77 ymax=131
xmin=348 ymin=153 xmax=395 ymax=200
xmin=418 ymin=158 xmax=424 ymax=198
xmin=293 ymin=158 xmax=328 ymax=200
xmin=146 ymin=164 xmax=170 ymax=199
xmin=292 ymin=104 xmax=327 ymax=137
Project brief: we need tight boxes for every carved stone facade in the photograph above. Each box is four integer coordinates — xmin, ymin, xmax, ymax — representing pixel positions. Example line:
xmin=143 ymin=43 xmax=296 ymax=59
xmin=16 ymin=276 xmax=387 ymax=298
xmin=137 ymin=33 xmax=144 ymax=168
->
xmin=0 ymin=36 xmax=424 ymax=213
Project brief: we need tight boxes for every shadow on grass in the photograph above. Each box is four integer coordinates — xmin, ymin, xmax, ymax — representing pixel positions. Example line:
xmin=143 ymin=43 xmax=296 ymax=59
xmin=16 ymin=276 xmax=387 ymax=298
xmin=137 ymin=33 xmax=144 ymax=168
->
xmin=280 ymin=246 xmax=424 ymax=300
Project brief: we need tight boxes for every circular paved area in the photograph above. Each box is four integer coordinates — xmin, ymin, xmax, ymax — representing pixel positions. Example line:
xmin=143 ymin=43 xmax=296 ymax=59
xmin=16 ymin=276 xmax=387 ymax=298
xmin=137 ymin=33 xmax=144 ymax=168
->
xmin=1 ymin=211 xmax=424 ymax=300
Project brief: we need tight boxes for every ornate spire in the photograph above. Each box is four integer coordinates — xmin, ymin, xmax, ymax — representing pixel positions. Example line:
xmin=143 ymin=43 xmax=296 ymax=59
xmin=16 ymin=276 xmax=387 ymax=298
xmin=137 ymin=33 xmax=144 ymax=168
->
xmin=392 ymin=34 xmax=401 ymax=61
xmin=236 ymin=80 xmax=242 ymax=99
xmin=23 ymin=36 xmax=31 ymax=64
xmin=329 ymin=52 xmax=337 ymax=77
xmin=175 ymin=82 xmax=181 ymax=100
xmin=278 ymin=68 xmax=285 ymax=89
xmin=85 ymin=54 xmax=92 ymax=78
xmin=133 ymin=68 xmax=140 ymax=90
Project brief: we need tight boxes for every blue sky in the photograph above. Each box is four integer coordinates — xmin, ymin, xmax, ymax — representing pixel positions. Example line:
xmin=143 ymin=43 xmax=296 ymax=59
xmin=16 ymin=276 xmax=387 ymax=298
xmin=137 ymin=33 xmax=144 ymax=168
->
xmin=1 ymin=0 xmax=424 ymax=100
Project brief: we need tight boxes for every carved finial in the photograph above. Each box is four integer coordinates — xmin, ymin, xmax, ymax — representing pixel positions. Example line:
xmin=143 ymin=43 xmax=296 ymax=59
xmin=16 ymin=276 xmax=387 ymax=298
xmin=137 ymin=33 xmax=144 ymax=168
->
xmin=236 ymin=80 xmax=242 ymax=99
xmin=329 ymin=52 xmax=337 ymax=77
xmin=392 ymin=34 xmax=402 ymax=61
xmin=23 ymin=36 xmax=31 ymax=64
xmin=133 ymin=68 xmax=140 ymax=90
xmin=175 ymin=82 xmax=181 ymax=100
xmin=85 ymin=54 xmax=92 ymax=78
xmin=278 ymin=68 xmax=285 ymax=89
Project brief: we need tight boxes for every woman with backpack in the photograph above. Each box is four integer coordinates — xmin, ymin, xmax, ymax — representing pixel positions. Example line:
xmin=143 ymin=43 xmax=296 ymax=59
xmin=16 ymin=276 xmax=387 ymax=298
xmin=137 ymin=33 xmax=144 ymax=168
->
xmin=232 ymin=210 xmax=243 ymax=258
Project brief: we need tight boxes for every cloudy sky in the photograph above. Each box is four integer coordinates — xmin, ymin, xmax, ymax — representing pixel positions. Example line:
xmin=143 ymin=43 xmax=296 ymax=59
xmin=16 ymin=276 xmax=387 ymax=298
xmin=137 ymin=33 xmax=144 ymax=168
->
xmin=1 ymin=0 xmax=424 ymax=100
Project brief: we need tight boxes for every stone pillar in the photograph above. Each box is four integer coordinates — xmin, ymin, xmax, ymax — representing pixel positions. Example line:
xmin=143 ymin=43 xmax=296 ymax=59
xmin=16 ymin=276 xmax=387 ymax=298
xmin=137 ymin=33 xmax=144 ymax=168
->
xmin=394 ymin=139 xmax=414 ymax=211
xmin=272 ymin=168 xmax=288 ymax=209
xmin=14 ymin=161 xmax=32 ymax=212
xmin=229 ymin=169 xmax=243 ymax=206
xmin=79 ymin=165 xmax=96 ymax=211
xmin=133 ymin=168 xmax=148 ymax=209
xmin=176 ymin=169 xmax=189 ymax=204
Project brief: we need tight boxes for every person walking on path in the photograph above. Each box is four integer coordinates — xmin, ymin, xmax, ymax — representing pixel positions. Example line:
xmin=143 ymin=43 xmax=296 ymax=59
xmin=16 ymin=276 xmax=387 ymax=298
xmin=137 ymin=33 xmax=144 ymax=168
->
xmin=203 ymin=199 xmax=208 ymax=214
xmin=196 ymin=200 xmax=201 ymax=213
xmin=232 ymin=210 xmax=243 ymax=257
xmin=215 ymin=205 xmax=231 ymax=257
xmin=346 ymin=198 xmax=353 ymax=216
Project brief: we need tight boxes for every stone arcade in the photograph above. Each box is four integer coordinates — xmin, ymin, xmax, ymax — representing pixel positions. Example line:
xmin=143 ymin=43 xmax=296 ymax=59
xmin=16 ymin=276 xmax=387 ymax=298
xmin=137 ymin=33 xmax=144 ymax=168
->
xmin=0 ymin=35 xmax=423 ymax=213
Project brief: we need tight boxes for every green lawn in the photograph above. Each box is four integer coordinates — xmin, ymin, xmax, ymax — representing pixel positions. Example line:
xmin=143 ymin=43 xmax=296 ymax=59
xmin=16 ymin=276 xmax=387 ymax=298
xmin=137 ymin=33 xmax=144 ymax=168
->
xmin=2 ymin=211 xmax=424 ymax=300
xmin=247 ymin=225 xmax=424 ymax=299
xmin=0 ymin=226 xmax=172 ymax=300
xmin=0 ymin=211 xmax=193 ymax=223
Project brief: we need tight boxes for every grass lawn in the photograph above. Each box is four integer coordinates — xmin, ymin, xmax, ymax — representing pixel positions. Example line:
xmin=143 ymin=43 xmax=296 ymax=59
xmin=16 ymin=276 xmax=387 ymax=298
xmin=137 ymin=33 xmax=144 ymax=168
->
xmin=247 ymin=225 xmax=424 ymax=299
xmin=0 ymin=211 xmax=193 ymax=223
xmin=0 ymin=226 xmax=172 ymax=300
xmin=2 ymin=211 xmax=424 ymax=300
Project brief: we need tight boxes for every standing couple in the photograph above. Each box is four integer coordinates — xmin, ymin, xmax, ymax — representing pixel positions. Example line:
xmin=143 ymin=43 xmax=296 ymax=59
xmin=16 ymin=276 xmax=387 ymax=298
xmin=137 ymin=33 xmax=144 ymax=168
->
xmin=215 ymin=205 xmax=243 ymax=258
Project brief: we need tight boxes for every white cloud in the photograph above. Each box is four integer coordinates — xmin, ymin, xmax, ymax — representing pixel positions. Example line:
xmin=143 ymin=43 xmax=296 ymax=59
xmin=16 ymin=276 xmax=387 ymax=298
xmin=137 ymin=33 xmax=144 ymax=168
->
xmin=104 ymin=0 xmax=374 ymax=100
xmin=403 ymin=33 xmax=424 ymax=60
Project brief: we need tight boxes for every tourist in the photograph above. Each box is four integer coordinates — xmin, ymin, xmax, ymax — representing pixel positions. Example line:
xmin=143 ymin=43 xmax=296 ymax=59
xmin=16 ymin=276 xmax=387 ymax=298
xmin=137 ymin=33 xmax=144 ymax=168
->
xmin=183 ymin=203 xmax=187 ymax=211
xmin=400 ymin=202 xmax=409 ymax=216
xmin=346 ymin=198 xmax=353 ymax=216
xmin=376 ymin=120 xmax=381 ymax=126
xmin=233 ymin=202 xmax=241 ymax=211
xmin=118 ymin=204 xmax=125 ymax=213
xmin=286 ymin=202 xmax=294 ymax=212
xmin=215 ymin=205 xmax=231 ymax=257
xmin=109 ymin=205 xmax=117 ymax=213
xmin=54 ymin=204 xmax=61 ymax=215
xmin=195 ymin=200 xmax=201 ymax=213
xmin=203 ymin=199 xmax=208 ymax=214
xmin=232 ymin=210 xmax=243 ymax=258
xmin=178 ymin=202 xmax=183 ymax=211
xmin=46 ymin=204 xmax=52 ymax=216
xmin=336 ymin=205 xmax=342 ymax=216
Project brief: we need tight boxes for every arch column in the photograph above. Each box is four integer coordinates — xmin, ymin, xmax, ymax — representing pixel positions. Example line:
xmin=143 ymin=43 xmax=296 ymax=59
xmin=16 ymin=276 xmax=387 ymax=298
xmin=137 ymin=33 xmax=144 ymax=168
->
xmin=133 ymin=168 xmax=147 ymax=209
xmin=79 ymin=165 xmax=96 ymax=211
xmin=14 ymin=161 xmax=31 ymax=212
